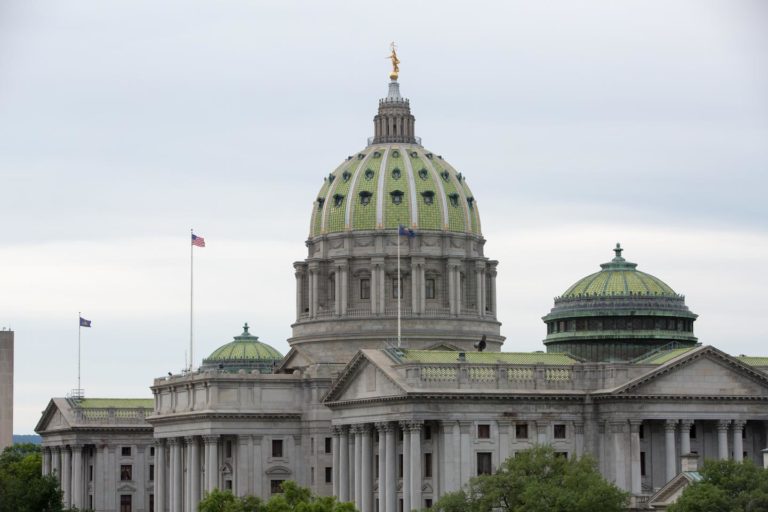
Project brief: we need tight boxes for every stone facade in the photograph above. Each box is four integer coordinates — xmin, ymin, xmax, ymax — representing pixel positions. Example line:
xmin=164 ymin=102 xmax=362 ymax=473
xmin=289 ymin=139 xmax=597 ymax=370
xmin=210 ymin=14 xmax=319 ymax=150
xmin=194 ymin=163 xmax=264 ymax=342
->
xmin=0 ymin=330 xmax=13 ymax=451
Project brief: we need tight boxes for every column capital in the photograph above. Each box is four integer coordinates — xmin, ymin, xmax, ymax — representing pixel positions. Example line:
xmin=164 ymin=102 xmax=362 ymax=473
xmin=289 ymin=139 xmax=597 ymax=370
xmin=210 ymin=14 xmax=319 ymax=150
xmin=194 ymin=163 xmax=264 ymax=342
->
xmin=664 ymin=419 xmax=678 ymax=432
xmin=679 ymin=419 xmax=695 ymax=431
xmin=202 ymin=435 xmax=219 ymax=445
xmin=598 ymin=421 xmax=606 ymax=434
xmin=574 ymin=422 xmax=585 ymax=435
xmin=375 ymin=421 xmax=394 ymax=433
xmin=154 ymin=438 xmax=165 ymax=448
xmin=183 ymin=435 xmax=196 ymax=444
xmin=457 ymin=420 xmax=473 ymax=434
xmin=53 ymin=446 xmax=62 ymax=453
xmin=167 ymin=437 xmax=181 ymax=446
xmin=733 ymin=420 xmax=747 ymax=430
xmin=628 ymin=420 xmax=642 ymax=433
xmin=69 ymin=442 xmax=84 ymax=450
xmin=717 ymin=420 xmax=731 ymax=432
xmin=331 ymin=425 xmax=343 ymax=436
xmin=407 ymin=420 xmax=424 ymax=432
xmin=609 ymin=421 xmax=626 ymax=434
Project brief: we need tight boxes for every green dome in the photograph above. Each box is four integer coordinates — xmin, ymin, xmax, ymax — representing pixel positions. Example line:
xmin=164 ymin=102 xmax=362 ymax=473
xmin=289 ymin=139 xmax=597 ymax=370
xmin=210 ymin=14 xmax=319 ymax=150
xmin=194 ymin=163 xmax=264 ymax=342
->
xmin=561 ymin=244 xmax=677 ymax=298
xmin=309 ymin=144 xmax=481 ymax=237
xmin=202 ymin=323 xmax=282 ymax=373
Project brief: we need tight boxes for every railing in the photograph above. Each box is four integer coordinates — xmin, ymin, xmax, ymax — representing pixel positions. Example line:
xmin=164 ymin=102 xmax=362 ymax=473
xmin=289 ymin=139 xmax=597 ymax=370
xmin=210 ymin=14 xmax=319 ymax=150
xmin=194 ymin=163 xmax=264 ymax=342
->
xmin=74 ymin=407 xmax=151 ymax=425
xmin=413 ymin=364 xmax=577 ymax=390
xmin=297 ymin=307 xmax=493 ymax=321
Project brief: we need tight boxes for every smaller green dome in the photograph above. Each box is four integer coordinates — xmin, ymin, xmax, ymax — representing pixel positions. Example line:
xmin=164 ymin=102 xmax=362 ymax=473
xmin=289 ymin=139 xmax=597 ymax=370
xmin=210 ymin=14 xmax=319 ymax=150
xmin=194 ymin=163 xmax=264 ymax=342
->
xmin=561 ymin=244 xmax=677 ymax=298
xmin=201 ymin=323 xmax=282 ymax=373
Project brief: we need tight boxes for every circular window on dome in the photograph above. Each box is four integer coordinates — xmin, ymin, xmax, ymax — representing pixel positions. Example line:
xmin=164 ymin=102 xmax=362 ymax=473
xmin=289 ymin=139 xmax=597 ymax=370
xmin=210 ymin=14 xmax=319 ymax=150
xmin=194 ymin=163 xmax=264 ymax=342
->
xmin=421 ymin=191 xmax=435 ymax=205
xmin=365 ymin=169 xmax=375 ymax=181
xmin=426 ymin=153 xmax=434 ymax=159
xmin=359 ymin=191 xmax=372 ymax=206
xmin=342 ymin=171 xmax=351 ymax=182
xmin=357 ymin=153 xmax=366 ymax=160
xmin=373 ymin=151 xmax=382 ymax=159
xmin=317 ymin=197 xmax=325 ymax=210
xmin=410 ymin=151 xmax=418 ymax=158
xmin=392 ymin=168 xmax=401 ymax=180
xmin=390 ymin=190 xmax=404 ymax=205
xmin=392 ymin=150 xmax=400 ymax=158
xmin=418 ymin=169 xmax=428 ymax=180
xmin=448 ymin=193 xmax=459 ymax=207
xmin=333 ymin=194 xmax=344 ymax=207
xmin=440 ymin=170 xmax=450 ymax=181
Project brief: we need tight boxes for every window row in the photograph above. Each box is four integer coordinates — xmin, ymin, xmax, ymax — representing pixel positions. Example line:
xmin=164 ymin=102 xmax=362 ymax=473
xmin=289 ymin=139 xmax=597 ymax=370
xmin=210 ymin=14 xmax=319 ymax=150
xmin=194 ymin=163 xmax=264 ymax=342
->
xmin=359 ymin=278 xmax=436 ymax=300
xmin=317 ymin=192 xmax=467 ymax=208
xmin=547 ymin=316 xmax=694 ymax=334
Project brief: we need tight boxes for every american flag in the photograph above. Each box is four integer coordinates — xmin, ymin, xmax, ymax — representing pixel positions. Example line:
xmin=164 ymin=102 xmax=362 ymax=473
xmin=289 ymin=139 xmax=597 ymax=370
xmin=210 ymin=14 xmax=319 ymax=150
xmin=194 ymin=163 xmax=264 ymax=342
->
xmin=191 ymin=234 xmax=206 ymax=247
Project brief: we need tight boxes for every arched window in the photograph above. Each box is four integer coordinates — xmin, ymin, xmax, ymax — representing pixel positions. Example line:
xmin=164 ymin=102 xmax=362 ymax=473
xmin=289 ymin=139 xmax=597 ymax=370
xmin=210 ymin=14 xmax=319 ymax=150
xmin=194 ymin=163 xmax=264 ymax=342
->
xmin=448 ymin=193 xmax=459 ymax=207
xmin=390 ymin=190 xmax=404 ymax=205
xmin=333 ymin=194 xmax=344 ymax=207
xmin=359 ymin=191 xmax=372 ymax=206
xmin=421 ymin=191 xmax=435 ymax=205
xmin=392 ymin=168 xmax=401 ymax=180
xmin=418 ymin=169 xmax=428 ymax=180
xmin=365 ymin=169 xmax=375 ymax=180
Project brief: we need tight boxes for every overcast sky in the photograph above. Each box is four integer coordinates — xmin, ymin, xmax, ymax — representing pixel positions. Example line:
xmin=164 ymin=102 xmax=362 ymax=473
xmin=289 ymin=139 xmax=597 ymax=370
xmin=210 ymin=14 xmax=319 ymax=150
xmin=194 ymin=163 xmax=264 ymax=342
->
xmin=1 ymin=1 xmax=766 ymax=433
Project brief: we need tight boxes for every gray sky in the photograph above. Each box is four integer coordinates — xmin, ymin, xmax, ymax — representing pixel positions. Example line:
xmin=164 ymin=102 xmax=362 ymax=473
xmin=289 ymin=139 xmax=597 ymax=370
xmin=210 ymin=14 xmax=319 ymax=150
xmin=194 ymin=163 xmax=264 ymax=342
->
xmin=1 ymin=1 xmax=766 ymax=433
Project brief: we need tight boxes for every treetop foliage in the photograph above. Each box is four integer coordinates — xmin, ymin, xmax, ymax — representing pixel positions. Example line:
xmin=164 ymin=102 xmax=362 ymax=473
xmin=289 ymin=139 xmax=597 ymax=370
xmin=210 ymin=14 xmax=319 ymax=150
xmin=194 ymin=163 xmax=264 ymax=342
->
xmin=198 ymin=481 xmax=356 ymax=512
xmin=669 ymin=459 xmax=768 ymax=512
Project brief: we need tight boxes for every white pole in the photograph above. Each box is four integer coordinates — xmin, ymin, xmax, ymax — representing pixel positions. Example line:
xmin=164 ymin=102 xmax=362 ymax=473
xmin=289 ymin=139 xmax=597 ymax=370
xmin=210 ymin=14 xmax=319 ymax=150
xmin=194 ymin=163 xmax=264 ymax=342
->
xmin=77 ymin=311 xmax=81 ymax=394
xmin=190 ymin=228 xmax=194 ymax=371
xmin=397 ymin=229 xmax=401 ymax=347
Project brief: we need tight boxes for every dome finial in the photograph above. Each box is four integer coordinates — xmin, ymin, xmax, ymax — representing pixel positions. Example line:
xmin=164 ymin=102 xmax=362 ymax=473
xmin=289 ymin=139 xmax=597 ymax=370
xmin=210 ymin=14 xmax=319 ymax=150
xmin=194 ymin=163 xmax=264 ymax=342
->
xmin=387 ymin=42 xmax=400 ymax=81
xmin=242 ymin=322 xmax=249 ymax=334
xmin=613 ymin=243 xmax=624 ymax=261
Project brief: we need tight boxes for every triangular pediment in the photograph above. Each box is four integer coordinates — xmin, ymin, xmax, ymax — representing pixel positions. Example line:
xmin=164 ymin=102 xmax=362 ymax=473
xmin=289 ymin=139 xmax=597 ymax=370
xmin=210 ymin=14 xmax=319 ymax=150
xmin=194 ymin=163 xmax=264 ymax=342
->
xmin=275 ymin=348 xmax=314 ymax=373
xmin=117 ymin=483 xmax=137 ymax=493
xmin=324 ymin=351 xmax=408 ymax=403
xmin=35 ymin=399 xmax=73 ymax=434
xmin=615 ymin=346 xmax=768 ymax=397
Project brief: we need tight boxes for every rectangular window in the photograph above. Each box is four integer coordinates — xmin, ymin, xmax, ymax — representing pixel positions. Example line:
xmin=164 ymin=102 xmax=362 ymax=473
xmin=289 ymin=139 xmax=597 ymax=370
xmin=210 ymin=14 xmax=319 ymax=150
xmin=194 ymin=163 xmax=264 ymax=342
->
xmin=477 ymin=452 xmax=492 ymax=475
xmin=360 ymin=279 xmax=370 ymax=300
xmin=477 ymin=424 xmax=491 ymax=439
xmin=398 ymin=454 xmax=403 ymax=478
xmin=424 ymin=453 xmax=432 ymax=478
xmin=89 ymin=495 xmax=93 ymax=510
xmin=325 ymin=466 xmax=332 ymax=484
xmin=150 ymin=447 xmax=155 ymax=457
xmin=149 ymin=464 xmax=154 ymax=481
xmin=149 ymin=494 xmax=154 ymax=512
xmin=120 ymin=494 xmax=132 ymax=512
xmin=392 ymin=278 xmax=403 ymax=299
xmin=225 ymin=480 xmax=232 ymax=490
xmin=554 ymin=424 xmax=566 ymax=439
xmin=425 ymin=499 xmax=433 ymax=509
xmin=120 ymin=465 xmax=132 ymax=481
xmin=311 ymin=437 xmax=315 ymax=453
xmin=639 ymin=424 xmax=645 ymax=439
xmin=515 ymin=423 xmax=528 ymax=439
xmin=425 ymin=279 xmax=435 ymax=299
xmin=89 ymin=464 xmax=93 ymax=482
xmin=325 ymin=437 xmax=332 ymax=454
xmin=424 ymin=425 xmax=432 ymax=440
xmin=640 ymin=452 xmax=646 ymax=476
xmin=271 ymin=480 xmax=284 ymax=494
xmin=121 ymin=447 xmax=131 ymax=457
xmin=375 ymin=455 xmax=379 ymax=478
xmin=225 ymin=440 xmax=233 ymax=458
xmin=311 ymin=467 xmax=315 ymax=485
xmin=690 ymin=424 xmax=696 ymax=439
xmin=272 ymin=439 xmax=284 ymax=458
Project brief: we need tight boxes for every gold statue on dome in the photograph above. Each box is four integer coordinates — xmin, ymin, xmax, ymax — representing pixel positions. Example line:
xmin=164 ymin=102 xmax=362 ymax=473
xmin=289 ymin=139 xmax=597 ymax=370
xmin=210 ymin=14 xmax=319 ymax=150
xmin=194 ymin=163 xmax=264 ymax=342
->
xmin=387 ymin=42 xmax=400 ymax=80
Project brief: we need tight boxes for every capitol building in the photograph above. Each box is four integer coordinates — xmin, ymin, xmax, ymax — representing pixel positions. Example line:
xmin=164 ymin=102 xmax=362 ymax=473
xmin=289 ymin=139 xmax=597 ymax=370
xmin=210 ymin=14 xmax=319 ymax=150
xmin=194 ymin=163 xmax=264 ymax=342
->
xmin=36 ymin=56 xmax=768 ymax=512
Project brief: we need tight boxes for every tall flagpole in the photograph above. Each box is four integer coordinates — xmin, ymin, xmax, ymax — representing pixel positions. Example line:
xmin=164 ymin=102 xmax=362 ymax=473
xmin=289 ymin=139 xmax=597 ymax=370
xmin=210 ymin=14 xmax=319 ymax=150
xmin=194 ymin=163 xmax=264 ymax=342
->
xmin=77 ymin=311 xmax=81 ymax=394
xmin=190 ymin=228 xmax=194 ymax=372
xmin=397 ymin=229 xmax=401 ymax=347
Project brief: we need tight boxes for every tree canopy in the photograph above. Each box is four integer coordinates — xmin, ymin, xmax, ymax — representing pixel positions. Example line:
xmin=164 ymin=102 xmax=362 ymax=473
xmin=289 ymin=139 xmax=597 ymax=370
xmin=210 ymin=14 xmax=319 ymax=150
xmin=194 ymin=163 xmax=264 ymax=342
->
xmin=669 ymin=459 xmax=768 ymax=512
xmin=0 ymin=443 xmax=63 ymax=512
xmin=199 ymin=481 xmax=356 ymax=512
xmin=431 ymin=445 xmax=628 ymax=512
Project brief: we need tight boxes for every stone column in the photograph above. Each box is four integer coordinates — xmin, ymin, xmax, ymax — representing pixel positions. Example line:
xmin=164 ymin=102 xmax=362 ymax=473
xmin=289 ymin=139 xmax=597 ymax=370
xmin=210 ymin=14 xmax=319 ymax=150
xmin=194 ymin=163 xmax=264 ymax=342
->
xmin=629 ymin=421 xmax=642 ymax=495
xmin=168 ymin=438 xmax=182 ymax=512
xmin=385 ymin=423 xmax=397 ymax=512
xmin=190 ymin=437 xmax=201 ymax=511
xmin=332 ymin=428 xmax=341 ymax=498
xmin=665 ymin=420 xmax=677 ymax=482
xmin=459 ymin=421 xmax=472 ymax=487
xmin=203 ymin=435 xmax=219 ymax=492
xmin=734 ymin=421 xmax=746 ymax=462
xmin=488 ymin=265 xmax=497 ymax=315
xmin=310 ymin=265 xmax=319 ymax=319
xmin=94 ymin=444 xmax=106 ymax=512
xmin=62 ymin=446 xmax=72 ymax=508
xmin=378 ymin=263 xmax=386 ymax=315
xmin=361 ymin=425 xmax=373 ymax=512
xmin=717 ymin=420 xmax=730 ymax=460
xmin=610 ymin=421 xmax=627 ymax=490
xmin=339 ymin=260 xmax=349 ymax=315
xmin=338 ymin=427 xmax=349 ymax=502
xmin=156 ymin=441 xmax=167 ymax=512
xmin=43 ymin=447 xmax=52 ymax=476
xmin=353 ymin=426 xmax=362 ymax=510
xmin=409 ymin=421 xmax=423 ymax=511
xmin=475 ymin=262 xmax=484 ymax=316
xmin=536 ymin=421 xmax=548 ymax=445
xmin=71 ymin=444 xmax=83 ymax=509
xmin=440 ymin=421 xmax=459 ymax=493
xmin=295 ymin=266 xmax=304 ymax=319
xmin=375 ymin=423 xmax=387 ymax=512
xmin=418 ymin=264 xmax=426 ymax=314
xmin=184 ymin=437 xmax=194 ymax=512
xmin=334 ymin=266 xmax=342 ymax=316
xmin=498 ymin=420 xmax=511 ymax=466
xmin=53 ymin=446 xmax=62 ymax=479
xmin=447 ymin=263 xmax=456 ymax=315
xmin=574 ymin=423 xmax=585 ymax=458
xmin=400 ymin=422 xmax=411 ymax=511
xmin=236 ymin=436 xmax=249 ymax=496
xmin=680 ymin=420 xmax=693 ymax=455
xmin=252 ymin=436 xmax=263 ymax=497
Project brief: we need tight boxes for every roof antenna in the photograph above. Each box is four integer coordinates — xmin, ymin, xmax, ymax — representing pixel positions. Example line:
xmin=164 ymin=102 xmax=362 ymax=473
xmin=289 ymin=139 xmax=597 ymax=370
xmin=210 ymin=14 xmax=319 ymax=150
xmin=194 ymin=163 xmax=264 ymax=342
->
xmin=474 ymin=334 xmax=487 ymax=352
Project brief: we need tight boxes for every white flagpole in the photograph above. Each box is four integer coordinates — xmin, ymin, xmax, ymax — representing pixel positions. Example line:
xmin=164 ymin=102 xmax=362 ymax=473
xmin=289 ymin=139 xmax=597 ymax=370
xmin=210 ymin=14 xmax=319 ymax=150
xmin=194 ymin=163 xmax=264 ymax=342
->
xmin=190 ymin=228 xmax=194 ymax=372
xmin=77 ymin=311 xmax=81 ymax=394
xmin=397 ymin=228 xmax=401 ymax=347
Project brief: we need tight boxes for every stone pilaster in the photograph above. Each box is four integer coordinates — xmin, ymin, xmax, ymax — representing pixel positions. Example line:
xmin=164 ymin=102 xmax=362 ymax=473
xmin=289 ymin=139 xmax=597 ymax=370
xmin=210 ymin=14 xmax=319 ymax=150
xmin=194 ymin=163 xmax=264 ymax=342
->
xmin=629 ymin=421 xmax=642 ymax=495
xmin=409 ymin=421 xmax=423 ymax=511
xmin=664 ymin=420 xmax=677 ymax=482
xmin=679 ymin=420 xmax=694 ymax=455
xmin=338 ymin=426 xmax=349 ymax=502
xmin=61 ymin=446 xmax=72 ymax=508
xmin=331 ymin=427 xmax=341 ymax=498
xmin=70 ymin=444 xmax=84 ymax=509
xmin=375 ymin=423 xmax=388 ymax=512
xmin=399 ymin=421 xmax=411 ymax=510
xmin=155 ymin=440 xmax=167 ymax=512
xmin=717 ymin=420 xmax=730 ymax=460
xmin=734 ymin=420 xmax=746 ymax=462
xmin=361 ymin=425 xmax=373 ymax=512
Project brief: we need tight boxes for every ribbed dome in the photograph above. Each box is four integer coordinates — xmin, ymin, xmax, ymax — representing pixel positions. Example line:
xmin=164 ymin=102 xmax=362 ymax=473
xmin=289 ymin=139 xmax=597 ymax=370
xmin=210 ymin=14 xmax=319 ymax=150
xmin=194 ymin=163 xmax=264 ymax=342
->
xmin=561 ymin=244 xmax=677 ymax=298
xmin=201 ymin=324 xmax=282 ymax=373
xmin=309 ymin=144 xmax=481 ymax=237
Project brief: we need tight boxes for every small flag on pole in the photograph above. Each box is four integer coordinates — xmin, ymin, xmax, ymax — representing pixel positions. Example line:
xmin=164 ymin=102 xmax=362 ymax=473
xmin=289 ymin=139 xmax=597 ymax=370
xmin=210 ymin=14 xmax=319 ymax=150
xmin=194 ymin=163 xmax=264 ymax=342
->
xmin=191 ymin=234 xmax=206 ymax=247
xmin=398 ymin=225 xmax=416 ymax=238
xmin=79 ymin=317 xmax=92 ymax=328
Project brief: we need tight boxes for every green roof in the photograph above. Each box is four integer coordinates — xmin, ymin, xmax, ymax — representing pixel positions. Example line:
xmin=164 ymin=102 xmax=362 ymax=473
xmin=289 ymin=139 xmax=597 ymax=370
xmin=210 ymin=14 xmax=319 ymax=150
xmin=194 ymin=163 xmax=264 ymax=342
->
xmin=737 ymin=356 xmax=768 ymax=367
xmin=561 ymin=244 xmax=677 ymax=298
xmin=634 ymin=348 xmax=694 ymax=364
xmin=309 ymin=144 xmax=481 ymax=237
xmin=398 ymin=350 xmax=578 ymax=365
xmin=77 ymin=398 xmax=153 ymax=409
xmin=204 ymin=323 xmax=282 ymax=362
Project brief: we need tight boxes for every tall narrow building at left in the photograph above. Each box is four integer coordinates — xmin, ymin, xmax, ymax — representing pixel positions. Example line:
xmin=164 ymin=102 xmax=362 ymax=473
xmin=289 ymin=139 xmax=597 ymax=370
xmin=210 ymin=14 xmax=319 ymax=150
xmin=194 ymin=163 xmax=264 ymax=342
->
xmin=0 ymin=330 xmax=13 ymax=450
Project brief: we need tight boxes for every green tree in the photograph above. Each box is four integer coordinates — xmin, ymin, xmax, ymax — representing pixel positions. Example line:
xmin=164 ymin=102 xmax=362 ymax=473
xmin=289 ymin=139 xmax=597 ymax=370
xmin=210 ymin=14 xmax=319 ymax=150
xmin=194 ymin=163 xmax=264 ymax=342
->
xmin=669 ymin=459 xmax=768 ymax=512
xmin=0 ymin=443 xmax=63 ymax=512
xmin=431 ymin=445 xmax=628 ymax=512
xmin=199 ymin=482 xmax=355 ymax=512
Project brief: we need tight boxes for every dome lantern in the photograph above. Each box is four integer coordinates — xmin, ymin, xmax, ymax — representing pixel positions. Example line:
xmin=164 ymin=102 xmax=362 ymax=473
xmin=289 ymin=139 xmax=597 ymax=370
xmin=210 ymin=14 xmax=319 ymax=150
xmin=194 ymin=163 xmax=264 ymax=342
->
xmin=200 ymin=323 xmax=282 ymax=373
